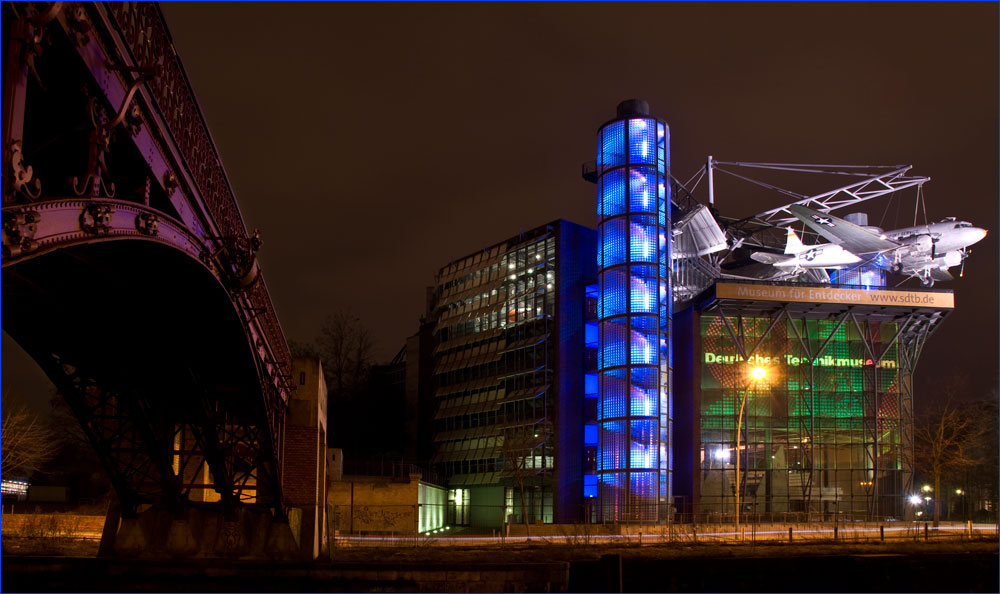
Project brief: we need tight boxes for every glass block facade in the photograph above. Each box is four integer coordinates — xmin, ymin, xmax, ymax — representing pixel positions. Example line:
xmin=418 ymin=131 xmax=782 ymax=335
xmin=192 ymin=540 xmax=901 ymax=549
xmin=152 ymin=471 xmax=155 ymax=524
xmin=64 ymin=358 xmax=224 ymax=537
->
xmin=698 ymin=314 xmax=907 ymax=520
xmin=595 ymin=113 xmax=672 ymax=522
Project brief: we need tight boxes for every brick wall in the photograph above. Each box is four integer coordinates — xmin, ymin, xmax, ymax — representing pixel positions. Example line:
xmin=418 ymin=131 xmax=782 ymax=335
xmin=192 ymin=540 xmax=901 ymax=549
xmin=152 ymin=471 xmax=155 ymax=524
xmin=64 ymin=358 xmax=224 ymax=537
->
xmin=283 ymin=425 xmax=320 ymax=505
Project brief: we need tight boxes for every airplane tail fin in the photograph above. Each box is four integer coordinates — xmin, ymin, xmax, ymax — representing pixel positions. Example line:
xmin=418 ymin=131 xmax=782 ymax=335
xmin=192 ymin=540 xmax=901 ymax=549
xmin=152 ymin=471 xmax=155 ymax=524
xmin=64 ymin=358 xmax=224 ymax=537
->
xmin=784 ymin=227 xmax=805 ymax=254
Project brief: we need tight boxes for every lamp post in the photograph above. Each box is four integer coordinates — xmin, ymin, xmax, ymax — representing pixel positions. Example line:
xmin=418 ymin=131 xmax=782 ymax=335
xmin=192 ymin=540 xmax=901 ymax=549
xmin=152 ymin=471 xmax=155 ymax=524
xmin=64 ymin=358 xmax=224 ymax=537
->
xmin=735 ymin=365 xmax=767 ymax=539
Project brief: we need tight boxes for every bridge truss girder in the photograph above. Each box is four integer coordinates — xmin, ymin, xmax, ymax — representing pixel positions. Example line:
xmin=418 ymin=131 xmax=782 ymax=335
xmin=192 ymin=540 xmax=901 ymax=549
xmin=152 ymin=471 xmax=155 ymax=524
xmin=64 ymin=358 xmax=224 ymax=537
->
xmin=712 ymin=163 xmax=930 ymax=251
xmin=3 ymin=0 xmax=292 ymax=519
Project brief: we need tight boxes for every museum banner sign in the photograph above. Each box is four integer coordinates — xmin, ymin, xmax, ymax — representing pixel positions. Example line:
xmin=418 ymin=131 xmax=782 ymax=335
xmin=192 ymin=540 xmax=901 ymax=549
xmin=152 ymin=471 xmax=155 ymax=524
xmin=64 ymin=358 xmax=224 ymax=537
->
xmin=716 ymin=282 xmax=954 ymax=309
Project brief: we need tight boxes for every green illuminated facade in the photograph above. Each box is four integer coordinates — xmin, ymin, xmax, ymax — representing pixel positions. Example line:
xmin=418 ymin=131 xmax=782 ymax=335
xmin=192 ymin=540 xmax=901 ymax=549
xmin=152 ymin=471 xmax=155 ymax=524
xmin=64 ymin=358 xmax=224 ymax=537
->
xmin=673 ymin=281 xmax=951 ymax=522
xmin=699 ymin=315 xmax=904 ymax=520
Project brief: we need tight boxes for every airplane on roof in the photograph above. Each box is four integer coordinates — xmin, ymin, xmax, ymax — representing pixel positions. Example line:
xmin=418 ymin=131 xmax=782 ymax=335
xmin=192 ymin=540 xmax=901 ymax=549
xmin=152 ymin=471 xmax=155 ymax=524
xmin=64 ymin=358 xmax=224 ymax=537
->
xmin=750 ymin=228 xmax=862 ymax=271
xmin=787 ymin=204 xmax=988 ymax=286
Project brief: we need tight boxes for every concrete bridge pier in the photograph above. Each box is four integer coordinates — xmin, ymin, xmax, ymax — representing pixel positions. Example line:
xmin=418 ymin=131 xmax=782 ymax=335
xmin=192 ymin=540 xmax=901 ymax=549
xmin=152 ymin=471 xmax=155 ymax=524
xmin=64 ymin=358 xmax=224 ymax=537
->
xmin=97 ymin=356 xmax=327 ymax=560
xmin=104 ymin=505 xmax=303 ymax=560
xmin=165 ymin=516 xmax=199 ymax=557
xmin=264 ymin=509 xmax=302 ymax=560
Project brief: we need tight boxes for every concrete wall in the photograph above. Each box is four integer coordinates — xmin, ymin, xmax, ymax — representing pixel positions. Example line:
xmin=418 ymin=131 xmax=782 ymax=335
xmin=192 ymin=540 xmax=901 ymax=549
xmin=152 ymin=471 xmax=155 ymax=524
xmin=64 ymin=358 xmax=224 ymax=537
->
xmin=328 ymin=475 xmax=420 ymax=534
xmin=1 ymin=513 xmax=104 ymax=538
xmin=328 ymin=474 xmax=447 ymax=535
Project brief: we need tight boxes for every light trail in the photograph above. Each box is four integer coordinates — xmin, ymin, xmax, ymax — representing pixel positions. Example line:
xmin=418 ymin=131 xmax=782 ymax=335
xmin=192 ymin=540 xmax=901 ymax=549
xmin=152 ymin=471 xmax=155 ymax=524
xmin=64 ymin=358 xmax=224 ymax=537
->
xmin=333 ymin=523 xmax=998 ymax=546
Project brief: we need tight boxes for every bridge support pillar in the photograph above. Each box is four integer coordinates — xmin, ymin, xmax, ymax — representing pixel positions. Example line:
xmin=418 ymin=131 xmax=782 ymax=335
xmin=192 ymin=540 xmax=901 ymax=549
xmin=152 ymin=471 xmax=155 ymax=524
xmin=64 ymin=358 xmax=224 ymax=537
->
xmin=264 ymin=508 xmax=302 ymax=560
xmin=97 ymin=503 xmax=121 ymax=557
xmin=213 ymin=517 xmax=250 ymax=558
xmin=114 ymin=517 xmax=148 ymax=557
xmin=99 ymin=504 xmax=302 ymax=559
xmin=166 ymin=518 xmax=199 ymax=557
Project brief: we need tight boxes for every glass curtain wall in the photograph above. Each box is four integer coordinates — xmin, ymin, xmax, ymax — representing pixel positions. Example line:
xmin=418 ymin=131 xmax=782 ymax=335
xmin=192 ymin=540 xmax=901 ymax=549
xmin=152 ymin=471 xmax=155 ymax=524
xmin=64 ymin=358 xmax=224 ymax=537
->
xmin=698 ymin=314 xmax=905 ymax=521
xmin=431 ymin=231 xmax=558 ymax=523
xmin=596 ymin=114 xmax=672 ymax=522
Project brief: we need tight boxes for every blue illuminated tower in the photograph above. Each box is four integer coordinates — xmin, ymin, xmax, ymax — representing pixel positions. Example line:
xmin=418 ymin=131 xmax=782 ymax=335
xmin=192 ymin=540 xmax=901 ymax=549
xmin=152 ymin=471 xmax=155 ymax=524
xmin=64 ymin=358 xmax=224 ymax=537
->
xmin=594 ymin=100 xmax=671 ymax=522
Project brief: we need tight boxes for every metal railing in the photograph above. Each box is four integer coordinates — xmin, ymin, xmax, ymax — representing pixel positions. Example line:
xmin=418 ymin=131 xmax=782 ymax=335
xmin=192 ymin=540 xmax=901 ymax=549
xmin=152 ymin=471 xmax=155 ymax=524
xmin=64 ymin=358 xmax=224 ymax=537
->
xmin=101 ymin=2 xmax=292 ymax=375
xmin=326 ymin=502 xmax=1000 ymax=547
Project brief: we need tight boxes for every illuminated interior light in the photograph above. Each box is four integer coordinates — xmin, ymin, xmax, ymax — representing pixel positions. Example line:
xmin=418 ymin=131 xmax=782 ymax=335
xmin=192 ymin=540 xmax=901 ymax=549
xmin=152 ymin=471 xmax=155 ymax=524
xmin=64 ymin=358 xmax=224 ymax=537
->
xmin=0 ymin=479 xmax=29 ymax=496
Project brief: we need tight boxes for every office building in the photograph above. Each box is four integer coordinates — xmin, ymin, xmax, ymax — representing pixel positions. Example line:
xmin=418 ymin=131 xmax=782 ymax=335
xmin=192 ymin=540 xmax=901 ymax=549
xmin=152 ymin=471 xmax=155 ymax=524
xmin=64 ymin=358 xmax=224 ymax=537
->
xmin=422 ymin=220 xmax=596 ymax=527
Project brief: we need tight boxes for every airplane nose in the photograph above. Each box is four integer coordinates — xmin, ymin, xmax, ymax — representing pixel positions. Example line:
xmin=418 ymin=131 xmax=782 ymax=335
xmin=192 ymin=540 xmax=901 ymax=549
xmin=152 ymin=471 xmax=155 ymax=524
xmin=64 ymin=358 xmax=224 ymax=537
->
xmin=962 ymin=227 xmax=989 ymax=247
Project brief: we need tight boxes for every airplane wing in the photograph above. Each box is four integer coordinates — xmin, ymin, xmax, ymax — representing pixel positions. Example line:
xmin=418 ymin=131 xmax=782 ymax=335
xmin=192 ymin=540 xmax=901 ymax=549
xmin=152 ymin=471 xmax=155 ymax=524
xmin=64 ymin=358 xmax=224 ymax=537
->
xmin=930 ymin=268 xmax=954 ymax=282
xmin=788 ymin=204 xmax=900 ymax=255
xmin=749 ymin=251 xmax=792 ymax=265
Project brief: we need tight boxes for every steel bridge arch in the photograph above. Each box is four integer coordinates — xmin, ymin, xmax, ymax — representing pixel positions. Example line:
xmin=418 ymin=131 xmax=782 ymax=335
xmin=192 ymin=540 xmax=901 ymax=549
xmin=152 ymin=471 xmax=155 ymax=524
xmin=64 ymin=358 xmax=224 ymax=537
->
xmin=2 ymin=197 xmax=286 ymax=518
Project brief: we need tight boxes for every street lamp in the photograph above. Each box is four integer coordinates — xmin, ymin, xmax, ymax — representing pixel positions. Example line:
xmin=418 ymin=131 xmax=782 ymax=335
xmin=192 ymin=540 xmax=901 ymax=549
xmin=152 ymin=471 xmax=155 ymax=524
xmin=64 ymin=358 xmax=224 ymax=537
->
xmin=735 ymin=365 xmax=767 ymax=538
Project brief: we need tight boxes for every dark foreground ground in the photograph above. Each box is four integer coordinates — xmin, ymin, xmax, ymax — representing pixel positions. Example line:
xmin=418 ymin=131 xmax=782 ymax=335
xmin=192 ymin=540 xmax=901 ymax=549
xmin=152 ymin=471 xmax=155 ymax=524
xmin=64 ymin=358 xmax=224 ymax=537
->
xmin=2 ymin=539 xmax=996 ymax=592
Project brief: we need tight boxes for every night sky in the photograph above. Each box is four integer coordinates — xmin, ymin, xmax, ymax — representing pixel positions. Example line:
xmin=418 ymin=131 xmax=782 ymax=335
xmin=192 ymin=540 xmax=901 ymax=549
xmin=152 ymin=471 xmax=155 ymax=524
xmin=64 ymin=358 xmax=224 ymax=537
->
xmin=4 ymin=2 xmax=997 ymax=408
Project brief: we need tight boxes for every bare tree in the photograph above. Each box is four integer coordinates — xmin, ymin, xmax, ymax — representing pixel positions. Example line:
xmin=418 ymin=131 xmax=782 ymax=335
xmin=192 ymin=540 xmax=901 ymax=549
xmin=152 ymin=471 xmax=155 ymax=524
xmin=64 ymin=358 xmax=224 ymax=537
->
xmin=914 ymin=378 xmax=984 ymax=526
xmin=350 ymin=324 xmax=374 ymax=393
xmin=500 ymin=426 xmax=545 ymax=537
xmin=292 ymin=310 xmax=378 ymax=457
xmin=960 ymin=390 xmax=999 ymax=521
xmin=288 ymin=338 xmax=319 ymax=361
xmin=1 ymin=391 xmax=57 ymax=476
xmin=312 ymin=310 xmax=374 ymax=399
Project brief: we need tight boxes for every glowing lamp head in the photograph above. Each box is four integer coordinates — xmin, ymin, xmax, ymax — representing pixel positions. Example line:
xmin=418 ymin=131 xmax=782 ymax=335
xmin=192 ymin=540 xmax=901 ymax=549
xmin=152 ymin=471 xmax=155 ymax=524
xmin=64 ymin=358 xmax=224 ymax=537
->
xmin=908 ymin=495 xmax=923 ymax=505
xmin=750 ymin=366 xmax=767 ymax=381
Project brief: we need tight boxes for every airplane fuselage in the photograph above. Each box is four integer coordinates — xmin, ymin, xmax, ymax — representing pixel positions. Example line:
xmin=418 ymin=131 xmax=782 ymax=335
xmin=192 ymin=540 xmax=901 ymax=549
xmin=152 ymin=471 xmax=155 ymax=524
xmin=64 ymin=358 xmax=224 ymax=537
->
xmin=774 ymin=243 xmax=861 ymax=269
xmin=884 ymin=220 xmax=988 ymax=255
